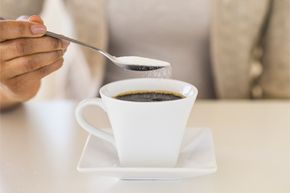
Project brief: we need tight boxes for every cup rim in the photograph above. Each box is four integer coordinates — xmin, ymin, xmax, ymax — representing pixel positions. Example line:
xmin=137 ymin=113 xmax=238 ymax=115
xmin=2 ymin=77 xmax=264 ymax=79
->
xmin=99 ymin=78 xmax=198 ymax=104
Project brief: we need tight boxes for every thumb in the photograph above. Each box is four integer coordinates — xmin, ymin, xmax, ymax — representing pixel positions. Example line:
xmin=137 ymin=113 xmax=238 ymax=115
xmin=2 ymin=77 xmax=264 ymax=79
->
xmin=0 ymin=16 xmax=46 ymax=42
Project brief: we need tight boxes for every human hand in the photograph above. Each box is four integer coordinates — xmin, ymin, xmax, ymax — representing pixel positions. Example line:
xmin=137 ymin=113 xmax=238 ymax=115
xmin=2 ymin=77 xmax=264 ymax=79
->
xmin=0 ymin=15 xmax=69 ymax=110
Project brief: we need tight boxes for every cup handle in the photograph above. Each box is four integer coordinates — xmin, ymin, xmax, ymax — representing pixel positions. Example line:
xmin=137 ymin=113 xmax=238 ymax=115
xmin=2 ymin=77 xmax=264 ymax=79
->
xmin=75 ymin=98 xmax=115 ymax=146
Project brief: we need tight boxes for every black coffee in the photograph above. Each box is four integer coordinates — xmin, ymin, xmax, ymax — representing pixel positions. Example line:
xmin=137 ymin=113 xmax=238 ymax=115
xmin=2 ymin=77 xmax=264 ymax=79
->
xmin=115 ymin=90 xmax=184 ymax=102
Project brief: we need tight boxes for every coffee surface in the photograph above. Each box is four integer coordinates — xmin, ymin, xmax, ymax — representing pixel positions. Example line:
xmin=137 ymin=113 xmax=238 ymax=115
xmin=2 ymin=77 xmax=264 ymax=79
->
xmin=115 ymin=90 xmax=184 ymax=102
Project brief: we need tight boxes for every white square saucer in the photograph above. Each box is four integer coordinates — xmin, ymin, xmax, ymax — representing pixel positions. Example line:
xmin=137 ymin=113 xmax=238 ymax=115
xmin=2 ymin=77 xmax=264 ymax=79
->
xmin=77 ymin=128 xmax=217 ymax=180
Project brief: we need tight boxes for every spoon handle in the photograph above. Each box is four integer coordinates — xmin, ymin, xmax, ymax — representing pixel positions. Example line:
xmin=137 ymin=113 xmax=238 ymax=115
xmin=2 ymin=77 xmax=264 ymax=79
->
xmin=46 ymin=31 xmax=102 ymax=51
xmin=46 ymin=31 xmax=116 ymax=61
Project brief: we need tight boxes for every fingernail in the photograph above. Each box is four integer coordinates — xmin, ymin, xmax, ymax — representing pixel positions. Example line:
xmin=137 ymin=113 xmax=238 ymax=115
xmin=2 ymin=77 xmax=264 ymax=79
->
xmin=62 ymin=40 xmax=70 ymax=48
xmin=31 ymin=25 xmax=46 ymax=34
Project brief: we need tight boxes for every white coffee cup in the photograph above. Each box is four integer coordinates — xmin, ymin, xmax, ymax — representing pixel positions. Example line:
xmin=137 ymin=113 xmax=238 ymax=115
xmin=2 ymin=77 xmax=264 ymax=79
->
xmin=75 ymin=78 xmax=198 ymax=167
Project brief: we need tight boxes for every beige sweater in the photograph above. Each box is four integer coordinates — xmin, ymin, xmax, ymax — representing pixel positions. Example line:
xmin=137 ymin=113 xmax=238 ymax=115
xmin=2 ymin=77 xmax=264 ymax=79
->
xmin=1 ymin=0 xmax=290 ymax=99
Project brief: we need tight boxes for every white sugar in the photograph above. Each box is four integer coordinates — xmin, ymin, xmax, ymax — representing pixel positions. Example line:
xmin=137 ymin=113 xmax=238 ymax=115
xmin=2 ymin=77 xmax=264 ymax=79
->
xmin=116 ymin=56 xmax=170 ymax=67
xmin=145 ymin=66 xmax=172 ymax=79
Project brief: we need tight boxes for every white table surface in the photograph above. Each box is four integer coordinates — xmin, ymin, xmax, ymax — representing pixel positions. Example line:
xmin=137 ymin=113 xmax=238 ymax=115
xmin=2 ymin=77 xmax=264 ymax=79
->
xmin=0 ymin=100 xmax=289 ymax=193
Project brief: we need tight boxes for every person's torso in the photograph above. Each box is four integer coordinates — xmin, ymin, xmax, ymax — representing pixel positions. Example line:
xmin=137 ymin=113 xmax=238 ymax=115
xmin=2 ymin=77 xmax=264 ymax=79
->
xmin=104 ymin=0 xmax=214 ymax=98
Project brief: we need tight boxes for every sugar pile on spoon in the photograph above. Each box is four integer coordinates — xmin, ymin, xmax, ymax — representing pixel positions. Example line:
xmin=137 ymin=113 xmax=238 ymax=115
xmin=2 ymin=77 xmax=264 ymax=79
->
xmin=116 ymin=56 xmax=171 ymax=72
xmin=116 ymin=56 xmax=172 ymax=78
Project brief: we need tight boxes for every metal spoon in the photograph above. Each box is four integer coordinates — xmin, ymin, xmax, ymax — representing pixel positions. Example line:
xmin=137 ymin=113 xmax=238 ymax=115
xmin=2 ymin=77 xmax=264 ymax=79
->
xmin=46 ymin=31 xmax=170 ymax=71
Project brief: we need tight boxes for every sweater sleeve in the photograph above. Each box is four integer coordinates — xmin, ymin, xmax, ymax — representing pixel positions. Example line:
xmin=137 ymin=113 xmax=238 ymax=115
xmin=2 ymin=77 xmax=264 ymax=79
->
xmin=211 ymin=0 xmax=271 ymax=99
xmin=259 ymin=0 xmax=290 ymax=98
xmin=0 ymin=0 xmax=44 ymax=18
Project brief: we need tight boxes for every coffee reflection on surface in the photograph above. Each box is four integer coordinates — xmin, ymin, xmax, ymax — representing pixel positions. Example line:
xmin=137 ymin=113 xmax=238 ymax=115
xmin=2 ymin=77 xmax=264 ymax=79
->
xmin=115 ymin=90 xmax=185 ymax=102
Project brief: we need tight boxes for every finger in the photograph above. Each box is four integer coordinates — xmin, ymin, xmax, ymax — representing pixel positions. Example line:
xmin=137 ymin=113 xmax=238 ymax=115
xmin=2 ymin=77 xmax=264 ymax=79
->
xmin=31 ymin=58 xmax=64 ymax=79
xmin=28 ymin=15 xmax=44 ymax=25
xmin=0 ymin=20 xmax=46 ymax=42
xmin=2 ymin=58 xmax=63 ymax=101
xmin=2 ymin=76 xmax=41 ymax=102
xmin=63 ymin=48 xmax=68 ymax=54
xmin=6 ymin=58 xmax=64 ymax=88
xmin=1 ymin=50 xmax=64 ymax=79
xmin=1 ymin=36 xmax=69 ymax=60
